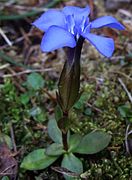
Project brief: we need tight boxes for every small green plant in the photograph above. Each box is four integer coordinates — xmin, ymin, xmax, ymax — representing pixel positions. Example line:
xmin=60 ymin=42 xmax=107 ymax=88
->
xmin=21 ymin=118 xmax=111 ymax=179
xmin=20 ymin=72 xmax=45 ymax=105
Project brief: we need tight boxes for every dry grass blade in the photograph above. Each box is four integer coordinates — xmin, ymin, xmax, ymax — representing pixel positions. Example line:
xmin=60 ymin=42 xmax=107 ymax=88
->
xmin=118 ymin=78 xmax=132 ymax=104
xmin=0 ymin=27 xmax=12 ymax=46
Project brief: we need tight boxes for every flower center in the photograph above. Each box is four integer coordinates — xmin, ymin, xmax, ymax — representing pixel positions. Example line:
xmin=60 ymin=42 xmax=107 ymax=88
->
xmin=66 ymin=15 xmax=90 ymax=40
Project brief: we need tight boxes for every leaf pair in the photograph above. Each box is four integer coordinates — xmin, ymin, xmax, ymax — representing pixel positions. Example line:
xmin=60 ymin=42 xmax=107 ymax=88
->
xmin=48 ymin=119 xmax=111 ymax=155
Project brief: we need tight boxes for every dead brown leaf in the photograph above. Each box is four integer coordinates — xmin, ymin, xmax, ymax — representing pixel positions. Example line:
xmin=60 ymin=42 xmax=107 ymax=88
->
xmin=0 ymin=143 xmax=18 ymax=180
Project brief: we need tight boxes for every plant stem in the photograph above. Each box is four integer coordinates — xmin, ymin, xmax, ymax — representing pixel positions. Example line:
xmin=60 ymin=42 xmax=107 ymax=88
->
xmin=57 ymin=110 xmax=69 ymax=151
xmin=57 ymin=36 xmax=84 ymax=151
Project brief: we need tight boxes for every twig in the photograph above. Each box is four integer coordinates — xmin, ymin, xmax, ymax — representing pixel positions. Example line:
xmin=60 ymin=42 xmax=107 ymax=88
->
xmin=10 ymin=123 xmax=17 ymax=153
xmin=87 ymin=102 xmax=103 ymax=113
xmin=1 ymin=68 xmax=54 ymax=78
xmin=0 ymin=63 xmax=10 ymax=70
xmin=0 ymin=36 xmax=24 ymax=50
xmin=128 ymin=130 xmax=132 ymax=135
xmin=0 ymin=172 xmax=15 ymax=175
xmin=89 ymin=0 xmax=94 ymax=20
xmin=0 ymin=51 xmax=33 ymax=69
xmin=43 ymin=89 xmax=56 ymax=102
xmin=51 ymin=166 xmax=79 ymax=177
xmin=0 ymin=164 xmax=16 ymax=174
xmin=110 ymin=56 xmax=125 ymax=61
xmin=0 ymin=27 xmax=12 ymax=46
xmin=112 ymin=71 xmax=132 ymax=81
xmin=0 ymin=4 xmax=49 ymax=12
xmin=108 ymin=146 xmax=121 ymax=151
xmin=0 ymin=32 xmax=33 ymax=50
xmin=118 ymin=78 xmax=132 ymax=103
xmin=125 ymin=124 xmax=130 ymax=154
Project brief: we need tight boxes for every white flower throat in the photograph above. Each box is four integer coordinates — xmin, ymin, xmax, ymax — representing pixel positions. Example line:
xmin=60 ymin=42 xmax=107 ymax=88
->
xmin=66 ymin=14 xmax=91 ymax=40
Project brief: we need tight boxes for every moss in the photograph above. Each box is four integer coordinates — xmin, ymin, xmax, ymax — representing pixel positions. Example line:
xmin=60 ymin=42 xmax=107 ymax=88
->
xmin=68 ymin=60 xmax=132 ymax=179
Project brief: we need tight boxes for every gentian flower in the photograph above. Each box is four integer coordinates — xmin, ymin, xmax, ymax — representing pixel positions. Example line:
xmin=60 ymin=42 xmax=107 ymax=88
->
xmin=33 ymin=6 xmax=125 ymax=57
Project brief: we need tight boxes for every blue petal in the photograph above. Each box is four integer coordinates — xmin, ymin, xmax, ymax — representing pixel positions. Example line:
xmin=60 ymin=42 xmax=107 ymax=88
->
xmin=82 ymin=32 xmax=114 ymax=57
xmin=62 ymin=6 xmax=90 ymax=24
xmin=41 ymin=26 xmax=76 ymax=52
xmin=91 ymin=16 xmax=125 ymax=30
xmin=32 ymin=10 xmax=66 ymax=31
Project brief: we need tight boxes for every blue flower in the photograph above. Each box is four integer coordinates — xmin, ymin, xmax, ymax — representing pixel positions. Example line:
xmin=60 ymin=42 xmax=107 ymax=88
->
xmin=33 ymin=6 xmax=125 ymax=57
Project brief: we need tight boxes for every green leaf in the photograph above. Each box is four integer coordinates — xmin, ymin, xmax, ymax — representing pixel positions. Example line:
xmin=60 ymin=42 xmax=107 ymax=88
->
xmin=0 ymin=133 xmax=13 ymax=149
xmin=29 ymin=106 xmax=46 ymax=122
xmin=74 ymin=131 xmax=111 ymax=154
xmin=20 ymin=93 xmax=30 ymax=105
xmin=48 ymin=119 xmax=62 ymax=144
xmin=29 ymin=107 xmax=41 ymax=116
xmin=118 ymin=105 xmax=132 ymax=118
xmin=74 ymin=92 xmax=91 ymax=110
xmin=46 ymin=143 xmax=65 ymax=156
xmin=55 ymin=105 xmax=63 ymax=121
xmin=61 ymin=153 xmax=83 ymax=180
xmin=20 ymin=90 xmax=35 ymax=104
xmin=20 ymin=148 xmax=58 ymax=170
xmin=27 ymin=73 xmax=44 ymax=90
xmin=68 ymin=134 xmax=82 ymax=152
xmin=84 ymin=107 xmax=92 ymax=116
xmin=1 ymin=176 xmax=10 ymax=180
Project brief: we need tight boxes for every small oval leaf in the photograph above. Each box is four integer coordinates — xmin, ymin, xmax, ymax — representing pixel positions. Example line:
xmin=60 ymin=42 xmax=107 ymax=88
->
xmin=20 ymin=149 xmax=58 ymax=170
xmin=74 ymin=131 xmax=111 ymax=154
xmin=61 ymin=153 xmax=83 ymax=180
xmin=68 ymin=134 xmax=82 ymax=152
xmin=0 ymin=134 xmax=13 ymax=149
xmin=27 ymin=73 xmax=44 ymax=90
xmin=1 ymin=176 xmax=10 ymax=180
xmin=48 ymin=119 xmax=62 ymax=144
xmin=55 ymin=105 xmax=63 ymax=122
xmin=46 ymin=143 xmax=65 ymax=156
